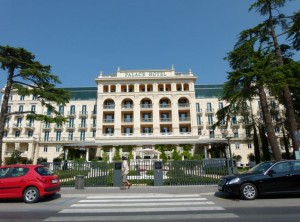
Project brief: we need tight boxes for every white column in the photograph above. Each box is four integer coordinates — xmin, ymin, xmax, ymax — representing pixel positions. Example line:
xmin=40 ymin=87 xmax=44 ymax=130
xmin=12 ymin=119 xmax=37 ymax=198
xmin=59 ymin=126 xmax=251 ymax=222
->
xmin=86 ymin=148 xmax=89 ymax=161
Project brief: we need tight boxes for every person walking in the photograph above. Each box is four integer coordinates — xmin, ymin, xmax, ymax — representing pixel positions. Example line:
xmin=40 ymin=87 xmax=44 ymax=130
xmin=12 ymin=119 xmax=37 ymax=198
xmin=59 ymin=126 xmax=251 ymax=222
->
xmin=121 ymin=156 xmax=132 ymax=190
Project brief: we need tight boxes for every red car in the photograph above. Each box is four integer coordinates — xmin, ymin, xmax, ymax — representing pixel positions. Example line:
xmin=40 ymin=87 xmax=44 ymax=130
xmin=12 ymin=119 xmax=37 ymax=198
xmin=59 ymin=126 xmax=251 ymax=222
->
xmin=0 ymin=164 xmax=60 ymax=203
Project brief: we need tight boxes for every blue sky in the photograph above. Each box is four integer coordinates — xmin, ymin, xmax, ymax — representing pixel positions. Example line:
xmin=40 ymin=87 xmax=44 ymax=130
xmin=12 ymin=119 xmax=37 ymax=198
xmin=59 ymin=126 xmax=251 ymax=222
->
xmin=0 ymin=0 xmax=299 ymax=88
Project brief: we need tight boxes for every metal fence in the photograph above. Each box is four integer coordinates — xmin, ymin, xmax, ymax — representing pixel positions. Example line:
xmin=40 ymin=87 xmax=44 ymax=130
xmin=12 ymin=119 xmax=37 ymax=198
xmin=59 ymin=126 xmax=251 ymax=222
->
xmin=42 ymin=158 xmax=236 ymax=187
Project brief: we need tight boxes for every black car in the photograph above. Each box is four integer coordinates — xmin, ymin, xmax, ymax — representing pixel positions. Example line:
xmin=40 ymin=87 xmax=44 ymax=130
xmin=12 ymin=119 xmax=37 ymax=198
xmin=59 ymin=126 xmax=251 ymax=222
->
xmin=218 ymin=160 xmax=300 ymax=200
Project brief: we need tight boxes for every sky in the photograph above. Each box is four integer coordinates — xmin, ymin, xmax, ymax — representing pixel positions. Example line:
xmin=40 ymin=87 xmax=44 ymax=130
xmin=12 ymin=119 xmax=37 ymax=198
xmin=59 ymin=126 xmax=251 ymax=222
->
xmin=0 ymin=0 xmax=299 ymax=88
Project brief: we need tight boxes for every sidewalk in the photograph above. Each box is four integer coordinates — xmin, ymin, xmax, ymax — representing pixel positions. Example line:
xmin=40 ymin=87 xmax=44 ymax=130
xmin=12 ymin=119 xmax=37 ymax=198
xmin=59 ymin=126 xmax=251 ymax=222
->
xmin=60 ymin=185 xmax=218 ymax=197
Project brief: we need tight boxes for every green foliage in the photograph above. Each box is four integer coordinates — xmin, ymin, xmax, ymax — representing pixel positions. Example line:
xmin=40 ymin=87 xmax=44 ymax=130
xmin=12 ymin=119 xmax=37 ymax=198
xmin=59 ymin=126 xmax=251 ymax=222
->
xmin=172 ymin=149 xmax=181 ymax=160
xmin=113 ymin=147 xmax=121 ymax=161
xmin=37 ymin=157 xmax=47 ymax=163
xmin=9 ymin=150 xmax=22 ymax=164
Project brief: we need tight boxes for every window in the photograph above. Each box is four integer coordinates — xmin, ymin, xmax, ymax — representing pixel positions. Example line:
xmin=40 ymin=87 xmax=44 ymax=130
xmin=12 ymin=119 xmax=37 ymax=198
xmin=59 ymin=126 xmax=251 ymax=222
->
xmin=44 ymin=131 xmax=50 ymax=141
xmin=248 ymin=143 xmax=252 ymax=149
xmin=68 ymin=131 xmax=73 ymax=141
xmin=82 ymin=105 xmax=87 ymax=114
xmin=81 ymin=118 xmax=86 ymax=127
xmin=196 ymin=103 xmax=201 ymax=112
xmin=208 ymin=115 xmax=213 ymax=125
xmin=56 ymin=145 xmax=61 ymax=152
xmin=59 ymin=105 xmax=64 ymax=115
xmin=142 ymin=127 xmax=152 ymax=134
xmin=218 ymin=102 xmax=223 ymax=109
xmin=70 ymin=105 xmax=75 ymax=115
xmin=11 ymin=167 xmax=29 ymax=177
xmin=69 ymin=118 xmax=74 ymax=127
xmin=31 ymin=105 xmax=36 ymax=112
xmin=32 ymin=95 xmax=37 ymax=100
xmin=232 ymin=116 xmax=237 ymax=124
xmin=56 ymin=131 xmax=61 ymax=141
xmin=235 ymin=143 xmax=240 ymax=149
xmin=197 ymin=115 xmax=202 ymax=125
xmin=17 ymin=118 xmax=22 ymax=127
xmin=271 ymin=162 xmax=291 ymax=173
xmin=28 ymin=131 xmax=33 ymax=137
xmin=20 ymin=95 xmax=25 ymax=101
xmin=43 ymin=146 xmax=48 ymax=152
xmin=93 ymin=105 xmax=97 ymax=114
xmin=198 ymin=127 xmax=202 ymax=135
xmin=161 ymin=127 xmax=169 ymax=133
xmin=6 ymin=106 xmax=11 ymax=113
xmin=206 ymin=103 xmax=212 ymax=112
xmin=15 ymin=131 xmax=21 ymax=137
xmin=92 ymin=130 xmax=96 ymax=137
xmin=3 ymin=131 xmax=8 ymax=137
xmin=80 ymin=131 xmax=86 ymax=141
xmin=234 ymin=132 xmax=239 ymax=138
xmin=209 ymin=130 xmax=214 ymax=138
xmin=18 ymin=105 xmax=24 ymax=112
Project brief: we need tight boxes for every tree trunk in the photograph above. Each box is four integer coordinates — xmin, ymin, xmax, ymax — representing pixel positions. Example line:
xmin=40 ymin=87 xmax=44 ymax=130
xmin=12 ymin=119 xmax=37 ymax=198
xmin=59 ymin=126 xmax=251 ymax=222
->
xmin=258 ymin=85 xmax=282 ymax=160
xmin=267 ymin=1 xmax=299 ymax=153
xmin=0 ymin=69 xmax=14 ymax=165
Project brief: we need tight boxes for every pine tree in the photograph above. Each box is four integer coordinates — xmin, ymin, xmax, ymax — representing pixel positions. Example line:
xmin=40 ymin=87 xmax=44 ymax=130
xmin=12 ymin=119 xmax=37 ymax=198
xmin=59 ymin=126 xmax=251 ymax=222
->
xmin=0 ymin=46 xmax=70 ymax=165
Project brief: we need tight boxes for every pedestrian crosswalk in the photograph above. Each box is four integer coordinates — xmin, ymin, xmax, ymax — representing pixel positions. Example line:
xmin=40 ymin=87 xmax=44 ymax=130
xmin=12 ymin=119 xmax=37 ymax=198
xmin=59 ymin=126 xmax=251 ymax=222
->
xmin=44 ymin=194 xmax=238 ymax=221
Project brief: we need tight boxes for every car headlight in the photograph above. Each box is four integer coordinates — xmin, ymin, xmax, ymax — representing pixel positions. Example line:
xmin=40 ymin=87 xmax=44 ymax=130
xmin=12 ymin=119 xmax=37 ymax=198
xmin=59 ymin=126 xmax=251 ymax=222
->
xmin=227 ymin=178 xmax=240 ymax=184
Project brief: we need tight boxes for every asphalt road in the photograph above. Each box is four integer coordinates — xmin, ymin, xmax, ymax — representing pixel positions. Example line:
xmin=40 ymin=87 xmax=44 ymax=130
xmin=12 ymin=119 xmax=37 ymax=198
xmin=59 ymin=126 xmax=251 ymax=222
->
xmin=0 ymin=190 xmax=299 ymax=222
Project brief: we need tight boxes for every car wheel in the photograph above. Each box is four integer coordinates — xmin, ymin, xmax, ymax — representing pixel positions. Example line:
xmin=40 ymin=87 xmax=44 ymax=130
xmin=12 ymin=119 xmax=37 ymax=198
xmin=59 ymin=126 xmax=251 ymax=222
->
xmin=240 ymin=183 xmax=257 ymax=200
xmin=23 ymin=187 xmax=40 ymax=203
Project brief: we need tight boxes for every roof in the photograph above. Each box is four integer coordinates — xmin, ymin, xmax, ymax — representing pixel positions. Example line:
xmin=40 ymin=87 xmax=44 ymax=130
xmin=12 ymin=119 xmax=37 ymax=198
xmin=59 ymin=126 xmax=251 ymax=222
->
xmin=59 ymin=84 xmax=225 ymax=101
xmin=195 ymin=84 xmax=224 ymax=99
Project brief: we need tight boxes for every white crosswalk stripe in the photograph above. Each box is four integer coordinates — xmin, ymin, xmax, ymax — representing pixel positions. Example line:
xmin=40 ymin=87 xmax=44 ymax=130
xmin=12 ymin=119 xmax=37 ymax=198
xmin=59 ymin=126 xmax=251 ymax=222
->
xmin=44 ymin=194 xmax=238 ymax=221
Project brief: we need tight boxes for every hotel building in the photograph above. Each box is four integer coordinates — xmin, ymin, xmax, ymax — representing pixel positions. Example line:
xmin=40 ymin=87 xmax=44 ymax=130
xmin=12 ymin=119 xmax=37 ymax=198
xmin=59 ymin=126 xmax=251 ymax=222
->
xmin=1 ymin=67 xmax=286 ymax=165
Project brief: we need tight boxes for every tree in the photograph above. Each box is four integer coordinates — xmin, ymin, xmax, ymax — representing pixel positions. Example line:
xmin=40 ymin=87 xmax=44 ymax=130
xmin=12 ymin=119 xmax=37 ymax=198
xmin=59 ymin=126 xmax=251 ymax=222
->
xmin=0 ymin=46 xmax=70 ymax=165
xmin=249 ymin=0 xmax=300 ymax=154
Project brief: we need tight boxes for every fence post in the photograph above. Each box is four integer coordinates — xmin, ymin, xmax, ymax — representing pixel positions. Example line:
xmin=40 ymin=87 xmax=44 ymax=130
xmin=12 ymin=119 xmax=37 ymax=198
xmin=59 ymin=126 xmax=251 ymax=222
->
xmin=113 ymin=162 xmax=122 ymax=187
xmin=154 ymin=161 xmax=163 ymax=186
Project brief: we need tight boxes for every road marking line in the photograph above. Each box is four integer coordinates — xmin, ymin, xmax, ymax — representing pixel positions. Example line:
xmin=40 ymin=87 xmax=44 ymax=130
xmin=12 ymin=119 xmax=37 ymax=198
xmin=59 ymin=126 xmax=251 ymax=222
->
xmin=59 ymin=206 xmax=224 ymax=213
xmin=80 ymin=197 xmax=207 ymax=202
xmin=71 ymin=201 xmax=215 ymax=207
xmin=86 ymin=194 xmax=202 ymax=199
xmin=45 ymin=213 xmax=238 ymax=221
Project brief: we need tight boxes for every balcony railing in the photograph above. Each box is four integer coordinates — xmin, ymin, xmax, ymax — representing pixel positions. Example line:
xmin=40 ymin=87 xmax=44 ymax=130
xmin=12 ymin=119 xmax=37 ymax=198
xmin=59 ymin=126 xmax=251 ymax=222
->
xmin=140 ymin=104 xmax=152 ymax=109
xmin=141 ymin=118 xmax=152 ymax=122
xmin=103 ymin=105 xmax=115 ymax=109
xmin=159 ymin=104 xmax=171 ymax=108
xmin=103 ymin=119 xmax=114 ymax=123
xmin=160 ymin=118 xmax=171 ymax=122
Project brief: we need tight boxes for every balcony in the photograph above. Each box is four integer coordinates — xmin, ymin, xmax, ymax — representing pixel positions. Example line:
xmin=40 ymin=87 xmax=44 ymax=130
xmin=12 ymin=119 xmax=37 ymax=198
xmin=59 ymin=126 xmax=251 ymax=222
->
xmin=91 ymin=111 xmax=97 ymax=116
xmin=122 ymin=133 xmax=133 ymax=136
xmin=12 ymin=124 xmax=22 ymax=130
xmin=205 ymin=109 xmax=214 ymax=114
xmin=160 ymin=118 xmax=171 ymax=123
xmin=66 ymin=124 xmax=75 ymax=130
xmin=141 ymin=118 xmax=152 ymax=123
xmin=42 ymin=124 xmax=51 ymax=130
xmin=179 ymin=117 xmax=190 ymax=122
xmin=103 ymin=119 xmax=114 ymax=123
xmin=78 ymin=124 xmax=87 ymax=129
xmin=25 ymin=123 xmax=35 ymax=130
xmin=103 ymin=104 xmax=115 ymax=109
xmin=79 ymin=111 xmax=88 ymax=118
xmin=140 ymin=104 xmax=152 ymax=109
xmin=67 ymin=111 xmax=76 ymax=117
xmin=91 ymin=124 xmax=96 ymax=129
xmin=159 ymin=104 xmax=171 ymax=109
xmin=122 ymin=104 xmax=133 ymax=109
xmin=54 ymin=124 xmax=63 ymax=130
xmin=178 ymin=103 xmax=190 ymax=110
xmin=179 ymin=132 xmax=192 ymax=136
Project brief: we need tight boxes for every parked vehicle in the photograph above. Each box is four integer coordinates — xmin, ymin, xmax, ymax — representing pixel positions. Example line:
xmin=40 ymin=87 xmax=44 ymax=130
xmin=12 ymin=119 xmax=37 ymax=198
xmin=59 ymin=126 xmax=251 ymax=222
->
xmin=218 ymin=160 xmax=300 ymax=200
xmin=0 ymin=164 xmax=60 ymax=203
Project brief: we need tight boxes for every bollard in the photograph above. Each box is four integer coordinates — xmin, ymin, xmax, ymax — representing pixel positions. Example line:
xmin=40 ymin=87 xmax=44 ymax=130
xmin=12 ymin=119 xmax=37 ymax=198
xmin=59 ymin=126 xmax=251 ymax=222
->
xmin=75 ymin=175 xmax=84 ymax=189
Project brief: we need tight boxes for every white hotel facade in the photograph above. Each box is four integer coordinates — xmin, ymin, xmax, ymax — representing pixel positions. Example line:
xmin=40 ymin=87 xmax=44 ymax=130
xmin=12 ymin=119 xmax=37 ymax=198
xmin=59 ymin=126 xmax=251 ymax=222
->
xmin=2 ymin=67 xmax=286 ymax=165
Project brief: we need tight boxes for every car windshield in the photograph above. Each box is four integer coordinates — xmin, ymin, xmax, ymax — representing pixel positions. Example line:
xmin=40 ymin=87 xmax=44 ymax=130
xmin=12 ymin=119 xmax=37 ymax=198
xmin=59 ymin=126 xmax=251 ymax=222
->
xmin=247 ymin=162 xmax=274 ymax=173
xmin=36 ymin=167 xmax=54 ymax=176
